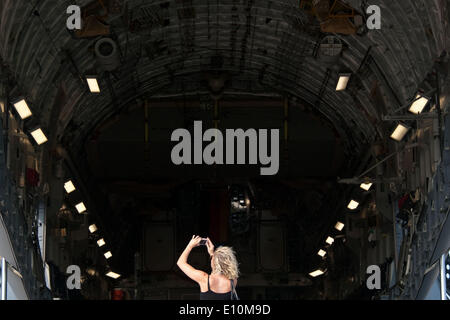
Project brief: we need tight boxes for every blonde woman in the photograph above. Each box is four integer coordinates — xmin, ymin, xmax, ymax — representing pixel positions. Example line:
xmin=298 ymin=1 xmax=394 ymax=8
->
xmin=177 ymin=235 xmax=239 ymax=300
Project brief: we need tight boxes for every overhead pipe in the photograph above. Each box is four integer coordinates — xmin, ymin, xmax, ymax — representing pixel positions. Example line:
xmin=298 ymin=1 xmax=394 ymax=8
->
xmin=337 ymin=143 xmax=420 ymax=184
xmin=105 ymin=71 xmax=119 ymax=110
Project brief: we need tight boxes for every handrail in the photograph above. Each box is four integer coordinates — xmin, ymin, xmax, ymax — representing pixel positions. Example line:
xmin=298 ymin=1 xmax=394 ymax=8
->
xmin=1 ymin=256 xmax=6 ymax=300
xmin=440 ymin=254 xmax=447 ymax=300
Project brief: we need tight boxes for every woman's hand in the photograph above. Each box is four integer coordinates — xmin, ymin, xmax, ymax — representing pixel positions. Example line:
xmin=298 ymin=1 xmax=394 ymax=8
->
xmin=206 ymin=237 xmax=215 ymax=256
xmin=187 ymin=235 xmax=202 ymax=249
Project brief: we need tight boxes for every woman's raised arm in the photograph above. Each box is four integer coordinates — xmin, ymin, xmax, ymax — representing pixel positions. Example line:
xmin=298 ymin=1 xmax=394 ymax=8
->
xmin=176 ymin=235 xmax=208 ymax=284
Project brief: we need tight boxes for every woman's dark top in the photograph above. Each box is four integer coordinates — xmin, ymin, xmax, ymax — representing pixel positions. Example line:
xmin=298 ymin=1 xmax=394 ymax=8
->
xmin=199 ymin=275 xmax=231 ymax=300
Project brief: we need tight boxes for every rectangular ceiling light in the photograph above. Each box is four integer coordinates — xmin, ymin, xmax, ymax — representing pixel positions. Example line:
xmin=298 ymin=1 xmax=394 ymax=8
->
xmin=325 ymin=236 xmax=334 ymax=245
xmin=106 ymin=271 xmax=121 ymax=279
xmin=13 ymin=98 xmax=32 ymax=119
xmin=347 ymin=200 xmax=359 ymax=210
xmin=309 ymin=269 xmax=325 ymax=277
xmin=409 ymin=95 xmax=429 ymax=114
xmin=335 ymin=221 xmax=345 ymax=231
xmin=97 ymin=238 xmax=106 ymax=247
xmin=390 ymin=124 xmax=409 ymax=142
xmin=75 ymin=202 xmax=87 ymax=214
xmin=30 ymin=128 xmax=48 ymax=145
xmin=86 ymin=76 xmax=100 ymax=93
xmin=104 ymin=251 xmax=112 ymax=259
xmin=336 ymin=73 xmax=351 ymax=91
xmin=360 ymin=182 xmax=373 ymax=191
xmin=88 ymin=224 xmax=98 ymax=233
xmin=64 ymin=180 xmax=76 ymax=194
xmin=317 ymin=249 xmax=326 ymax=257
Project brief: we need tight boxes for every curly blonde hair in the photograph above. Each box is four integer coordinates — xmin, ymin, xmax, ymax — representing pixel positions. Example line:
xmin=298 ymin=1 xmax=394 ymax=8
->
xmin=211 ymin=246 xmax=240 ymax=280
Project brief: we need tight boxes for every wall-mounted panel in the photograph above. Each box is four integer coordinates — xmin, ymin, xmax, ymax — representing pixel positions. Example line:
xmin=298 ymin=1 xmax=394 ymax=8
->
xmin=258 ymin=221 xmax=286 ymax=271
xmin=143 ymin=222 xmax=175 ymax=271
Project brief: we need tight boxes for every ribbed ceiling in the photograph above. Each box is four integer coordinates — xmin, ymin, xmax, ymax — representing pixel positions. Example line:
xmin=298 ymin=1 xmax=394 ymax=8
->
xmin=0 ymin=0 xmax=448 ymax=158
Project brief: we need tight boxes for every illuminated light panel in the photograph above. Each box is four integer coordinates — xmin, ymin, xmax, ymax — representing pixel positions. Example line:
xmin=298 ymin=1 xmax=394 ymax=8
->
xmin=335 ymin=221 xmax=345 ymax=231
xmin=75 ymin=202 xmax=87 ymax=214
xmin=86 ymin=76 xmax=100 ymax=93
xmin=347 ymin=200 xmax=359 ymax=210
xmin=309 ymin=269 xmax=325 ymax=277
xmin=104 ymin=251 xmax=112 ymax=259
xmin=64 ymin=180 xmax=76 ymax=194
xmin=97 ymin=238 xmax=106 ymax=247
xmin=13 ymin=99 xmax=32 ymax=119
xmin=88 ymin=224 xmax=98 ymax=233
xmin=336 ymin=74 xmax=351 ymax=91
xmin=326 ymin=236 xmax=334 ymax=245
xmin=317 ymin=249 xmax=326 ymax=257
xmin=360 ymin=182 xmax=373 ymax=191
xmin=409 ymin=95 xmax=429 ymax=114
xmin=106 ymin=271 xmax=121 ymax=279
xmin=30 ymin=128 xmax=48 ymax=145
xmin=390 ymin=124 xmax=409 ymax=142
